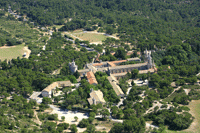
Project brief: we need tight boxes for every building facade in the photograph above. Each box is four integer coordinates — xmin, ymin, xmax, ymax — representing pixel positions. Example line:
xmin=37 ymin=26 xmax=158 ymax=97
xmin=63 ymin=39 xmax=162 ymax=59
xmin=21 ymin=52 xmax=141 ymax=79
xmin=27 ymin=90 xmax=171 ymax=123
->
xmin=87 ymin=89 xmax=106 ymax=105
xmin=69 ymin=60 xmax=78 ymax=73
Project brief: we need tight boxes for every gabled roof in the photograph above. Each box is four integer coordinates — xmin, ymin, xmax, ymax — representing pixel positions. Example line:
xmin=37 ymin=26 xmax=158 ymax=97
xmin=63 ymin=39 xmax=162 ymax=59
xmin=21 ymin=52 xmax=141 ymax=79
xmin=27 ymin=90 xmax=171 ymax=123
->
xmin=87 ymin=90 xmax=106 ymax=105
xmin=109 ymin=62 xmax=148 ymax=70
xmin=42 ymin=82 xmax=58 ymax=92
xmin=57 ymin=81 xmax=71 ymax=87
xmin=93 ymin=63 xmax=103 ymax=67
xmin=87 ymin=71 xmax=98 ymax=85
xmin=107 ymin=75 xmax=124 ymax=96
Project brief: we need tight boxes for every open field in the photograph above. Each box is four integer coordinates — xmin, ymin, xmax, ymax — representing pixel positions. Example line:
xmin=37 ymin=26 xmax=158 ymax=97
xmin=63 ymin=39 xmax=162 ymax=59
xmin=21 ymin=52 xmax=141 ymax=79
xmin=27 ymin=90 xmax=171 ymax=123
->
xmin=48 ymin=25 xmax=64 ymax=29
xmin=73 ymin=32 xmax=108 ymax=43
xmin=93 ymin=119 xmax=115 ymax=132
xmin=0 ymin=44 xmax=27 ymax=61
xmin=165 ymin=100 xmax=200 ymax=133
xmin=64 ymin=29 xmax=119 ymax=44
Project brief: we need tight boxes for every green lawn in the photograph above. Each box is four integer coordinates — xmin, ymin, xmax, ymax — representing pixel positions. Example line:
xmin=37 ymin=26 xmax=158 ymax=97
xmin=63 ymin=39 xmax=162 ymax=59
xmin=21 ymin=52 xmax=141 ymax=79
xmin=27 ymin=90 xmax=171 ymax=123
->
xmin=0 ymin=44 xmax=26 ymax=61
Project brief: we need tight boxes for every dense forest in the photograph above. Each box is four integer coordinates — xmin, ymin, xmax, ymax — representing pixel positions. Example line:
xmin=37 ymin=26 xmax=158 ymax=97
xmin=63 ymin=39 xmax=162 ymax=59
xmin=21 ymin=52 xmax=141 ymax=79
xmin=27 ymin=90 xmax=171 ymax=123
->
xmin=0 ymin=0 xmax=199 ymax=51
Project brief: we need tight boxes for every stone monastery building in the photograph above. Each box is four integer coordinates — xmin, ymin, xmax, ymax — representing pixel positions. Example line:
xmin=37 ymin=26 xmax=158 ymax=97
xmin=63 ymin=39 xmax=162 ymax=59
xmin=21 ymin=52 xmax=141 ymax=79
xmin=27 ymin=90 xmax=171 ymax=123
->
xmin=68 ymin=49 xmax=156 ymax=98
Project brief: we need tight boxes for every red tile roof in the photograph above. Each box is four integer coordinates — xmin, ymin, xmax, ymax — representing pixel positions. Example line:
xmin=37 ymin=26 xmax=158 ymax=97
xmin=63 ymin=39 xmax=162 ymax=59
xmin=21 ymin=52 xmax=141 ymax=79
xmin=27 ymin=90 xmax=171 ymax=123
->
xmin=93 ymin=63 xmax=103 ymax=67
xmin=87 ymin=71 xmax=98 ymax=85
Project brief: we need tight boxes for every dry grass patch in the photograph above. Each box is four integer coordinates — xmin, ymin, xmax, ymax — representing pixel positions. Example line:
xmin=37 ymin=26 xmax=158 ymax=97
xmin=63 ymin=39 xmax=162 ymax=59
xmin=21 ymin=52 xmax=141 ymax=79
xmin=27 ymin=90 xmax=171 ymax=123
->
xmin=73 ymin=33 xmax=108 ymax=42
xmin=165 ymin=100 xmax=200 ymax=133
xmin=0 ymin=44 xmax=26 ymax=61
xmin=93 ymin=119 xmax=115 ymax=132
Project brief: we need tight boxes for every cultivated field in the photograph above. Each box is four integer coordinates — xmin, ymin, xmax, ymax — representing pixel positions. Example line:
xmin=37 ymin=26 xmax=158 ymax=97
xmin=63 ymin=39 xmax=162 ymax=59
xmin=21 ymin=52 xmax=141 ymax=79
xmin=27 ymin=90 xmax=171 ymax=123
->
xmin=0 ymin=44 xmax=26 ymax=61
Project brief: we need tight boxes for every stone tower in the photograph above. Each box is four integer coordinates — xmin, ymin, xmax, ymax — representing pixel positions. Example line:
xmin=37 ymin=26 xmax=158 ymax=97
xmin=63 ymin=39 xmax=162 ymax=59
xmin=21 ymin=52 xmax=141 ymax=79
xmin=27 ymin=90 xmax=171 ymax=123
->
xmin=69 ymin=60 xmax=78 ymax=73
xmin=144 ymin=49 xmax=153 ymax=69
xmin=147 ymin=53 xmax=153 ymax=69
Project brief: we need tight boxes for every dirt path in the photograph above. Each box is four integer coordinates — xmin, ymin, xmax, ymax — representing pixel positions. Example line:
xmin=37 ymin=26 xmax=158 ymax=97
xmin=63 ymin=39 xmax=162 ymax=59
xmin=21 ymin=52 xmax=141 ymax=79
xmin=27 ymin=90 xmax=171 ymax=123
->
xmin=145 ymin=87 xmax=181 ymax=115
xmin=0 ymin=45 xmax=16 ymax=49
xmin=184 ymin=89 xmax=191 ymax=95
xmin=33 ymin=110 xmax=42 ymax=125
xmin=23 ymin=46 xmax=31 ymax=59
xmin=166 ymin=86 xmax=181 ymax=98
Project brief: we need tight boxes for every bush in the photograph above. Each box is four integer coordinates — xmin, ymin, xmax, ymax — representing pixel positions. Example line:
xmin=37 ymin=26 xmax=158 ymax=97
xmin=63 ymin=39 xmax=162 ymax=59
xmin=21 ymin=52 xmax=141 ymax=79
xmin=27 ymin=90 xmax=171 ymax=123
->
xmin=161 ymin=104 xmax=168 ymax=108
xmin=57 ymin=123 xmax=69 ymax=129
xmin=179 ymin=106 xmax=190 ymax=111
xmin=88 ymin=117 xmax=95 ymax=123
xmin=61 ymin=116 xmax=65 ymax=121
xmin=78 ymin=118 xmax=89 ymax=128
xmin=173 ymin=95 xmax=190 ymax=105
xmin=48 ymin=114 xmax=58 ymax=120
xmin=70 ymin=124 xmax=78 ymax=133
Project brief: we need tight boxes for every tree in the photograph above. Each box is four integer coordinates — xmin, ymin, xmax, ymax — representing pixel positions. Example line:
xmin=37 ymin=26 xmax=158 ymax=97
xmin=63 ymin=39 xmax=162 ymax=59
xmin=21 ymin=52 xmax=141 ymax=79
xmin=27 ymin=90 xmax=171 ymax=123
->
xmin=154 ymin=106 xmax=159 ymax=113
xmin=141 ymin=74 xmax=147 ymax=83
xmin=175 ymin=80 xmax=180 ymax=87
xmin=67 ymin=105 xmax=72 ymax=110
xmin=109 ymin=116 xmax=145 ymax=133
xmin=39 ymin=103 xmax=47 ymax=111
xmin=78 ymin=118 xmax=89 ymax=128
xmin=61 ymin=116 xmax=65 ymax=122
xmin=80 ymin=47 xmax=87 ymax=52
xmin=131 ymin=51 xmax=138 ymax=58
xmin=42 ymin=97 xmax=52 ymax=105
xmin=88 ymin=116 xmax=95 ymax=123
xmin=57 ymin=123 xmax=69 ymax=132
xmin=89 ymin=112 xmax=96 ymax=118
xmin=86 ymin=125 xmax=96 ymax=133
xmin=131 ymin=69 xmax=139 ymax=79
xmin=74 ymin=71 xmax=80 ymax=79
xmin=54 ymin=95 xmax=60 ymax=103
xmin=114 ymin=47 xmax=126 ymax=59
xmin=109 ymin=123 xmax=123 ymax=133
xmin=190 ymin=76 xmax=197 ymax=84
xmin=70 ymin=124 xmax=78 ymax=133
xmin=106 ymin=26 xmax=115 ymax=35
xmin=131 ymin=80 xmax=135 ymax=86
xmin=100 ymin=109 xmax=110 ymax=120
xmin=124 ymin=108 xmax=135 ymax=119
xmin=74 ymin=116 xmax=78 ymax=122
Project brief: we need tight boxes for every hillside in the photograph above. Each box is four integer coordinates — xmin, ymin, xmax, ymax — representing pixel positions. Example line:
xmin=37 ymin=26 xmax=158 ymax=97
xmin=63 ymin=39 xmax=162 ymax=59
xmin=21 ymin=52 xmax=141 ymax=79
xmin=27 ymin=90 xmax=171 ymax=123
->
xmin=0 ymin=0 xmax=200 ymax=133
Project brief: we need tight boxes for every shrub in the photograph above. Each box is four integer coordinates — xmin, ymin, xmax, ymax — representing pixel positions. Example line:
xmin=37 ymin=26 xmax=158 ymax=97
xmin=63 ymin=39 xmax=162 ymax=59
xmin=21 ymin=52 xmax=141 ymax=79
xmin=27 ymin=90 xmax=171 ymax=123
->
xmin=78 ymin=118 xmax=89 ymax=128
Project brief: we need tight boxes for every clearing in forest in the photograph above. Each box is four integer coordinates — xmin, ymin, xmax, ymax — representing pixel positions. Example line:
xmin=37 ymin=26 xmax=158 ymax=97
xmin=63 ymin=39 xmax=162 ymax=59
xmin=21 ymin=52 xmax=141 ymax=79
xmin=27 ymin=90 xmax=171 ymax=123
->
xmin=165 ymin=100 xmax=200 ymax=133
xmin=72 ymin=32 xmax=108 ymax=43
xmin=64 ymin=30 xmax=118 ymax=44
xmin=0 ymin=44 xmax=27 ymax=61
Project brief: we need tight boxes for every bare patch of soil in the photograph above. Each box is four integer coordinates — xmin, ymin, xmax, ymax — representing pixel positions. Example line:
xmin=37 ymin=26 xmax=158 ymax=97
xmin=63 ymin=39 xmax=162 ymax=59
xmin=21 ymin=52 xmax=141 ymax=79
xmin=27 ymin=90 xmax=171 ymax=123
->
xmin=183 ymin=100 xmax=200 ymax=132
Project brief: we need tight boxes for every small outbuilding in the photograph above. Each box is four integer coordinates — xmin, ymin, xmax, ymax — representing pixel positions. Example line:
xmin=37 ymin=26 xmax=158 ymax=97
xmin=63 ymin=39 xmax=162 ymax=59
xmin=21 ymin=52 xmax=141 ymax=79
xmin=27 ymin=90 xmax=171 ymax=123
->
xmin=87 ymin=89 xmax=106 ymax=105
xmin=42 ymin=82 xmax=58 ymax=98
